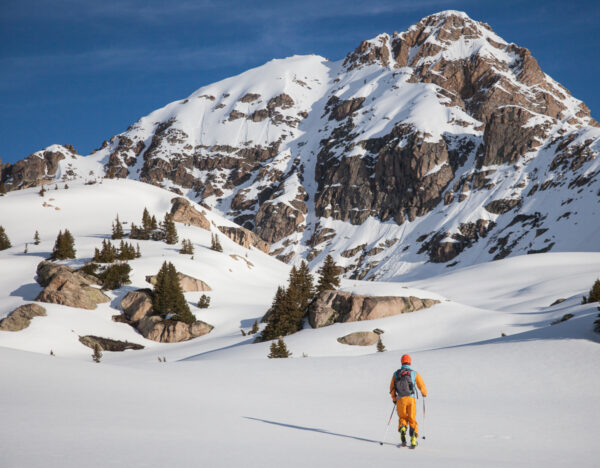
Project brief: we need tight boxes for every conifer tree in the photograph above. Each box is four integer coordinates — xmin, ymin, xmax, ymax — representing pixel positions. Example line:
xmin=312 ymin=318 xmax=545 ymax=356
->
xmin=99 ymin=263 xmax=131 ymax=290
xmin=136 ymin=243 xmax=141 ymax=258
xmin=377 ymin=337 xmax=386 ymax=352
xmin=180 ymin=239 xmax=194 ymax=255
xmin=64 ymin=184 xmax=69 ymax=189
xmin=93 ymin=239 xmax=117 ymax=263
xmin=0 ymin=226 xmax=11 ymax=251
xmin=24 ymin=243 xmax=28 ymax=254
xmin=33 ymin=230 xmax=40 ymax=245
xmin=39 ymin=185 xmax=46 ymax=197
xmin=152 ymin=261 xmax=196 ymax=324
xmin=268 ymin=337 xmax=292 ymax=358
xmin=211 ymin=233 xmax=223 ymax=252
xmin=316 ymin=255 xmax=341 ymax=293
xmin=111 ymin=215 xmax=124 ymax=239
xmin=162 ymin=213 xmax=178 ymax=245
xmin=587 ymin=279 xmax=600 ymax=303
xmin=260 ymin=285 xmax=298 ymax=341
xmin=250 ymin=320 xmax=259 ymax=335
xmin=197 ymin=294 xmax=210 ymax=308
xmin=142 ymin=208 xmax=153 ymax=235
xmin=150 ymin=215 xmax=158 ymax=231
xmin=92 ymin=343 xmax=102 ymax=363
xmin=0 ymin=182 xmax=6 ymax=196
xmin=51 ymin=229 xmax=76 ymax=260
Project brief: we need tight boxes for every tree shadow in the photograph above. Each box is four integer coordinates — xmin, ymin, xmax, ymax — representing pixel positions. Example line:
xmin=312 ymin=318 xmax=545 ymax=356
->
xmin=243 ymin=416 xmax=395 ymax=446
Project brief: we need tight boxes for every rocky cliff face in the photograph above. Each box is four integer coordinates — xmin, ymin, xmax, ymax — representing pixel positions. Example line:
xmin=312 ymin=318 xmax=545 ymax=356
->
xmin=4 ymin=11 xmax=599 ymax=280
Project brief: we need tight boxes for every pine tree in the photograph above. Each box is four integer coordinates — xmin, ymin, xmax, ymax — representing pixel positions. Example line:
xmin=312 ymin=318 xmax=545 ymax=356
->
xmin=197 ymin=294 xmax=210 ymax=308
xmin=294 ymin=261 xmax=315 ymax=314
xmin=377 ymin=337 xmax=386 ymax=352
xmin=211 ymin=233 xmax=223 ymax=252
xmin=250 ymin=320 xmax=259 ymax=335
xmin=98 ymin=263 xmax=131 ymax=290
xmin=24 ymin=243 xmax=28 ymax=254
xmin=136 ymin=243 xmax=141 ymax=258
xmin=0 ymin=226 xmax=11 ymax=251
xmin=162 ymin=213 xmax=178 ymax=245
xmin=64 ymin=184 xmax=69 ymax=189
xmin=93 ymin=239 xmax=117 ymax=263
xmin=586 ymin=279 xmax=600 ymax=303
xmin=111 ymin=215 xmax=124 ymax=239
xmin=180 ymin=239 xmax=194 ymax=255
xmin=142 ymin=208 xmax=153 ymax=236
xmin=260 ymin=286 xmax=298 ymax=341
xmin=316 ymin=255 xmax=341 ymax=293
xmin=0 ymin=183 xmax=6 ymax=196
xmin=51 ymin=229 xmax=76 ymax=260
xmin=39 ymin=185 xmax=46 ymax=197
xmin=150 ymin=215 xmax=158 ymax=231
xmin=92 ymin=343 xmax=102 ymax=363
xmin=33 ymin=230 xmax=40 ymax=245
xmin=268 ymin=337 xmax=292 ymax=358
xmin=152 ymin=262 xmax=196 ymax=324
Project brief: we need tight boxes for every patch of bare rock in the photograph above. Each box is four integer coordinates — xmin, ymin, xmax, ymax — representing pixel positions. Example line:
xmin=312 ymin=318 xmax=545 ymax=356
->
xmin=309 ymin=290 xmax=439 ymax=328
xmin=217 ymin=225 xmax=270 ymax=253
xmin=35 ymin=261 xmax=110 ymax=310
xmin=170 ymin=197 xmax=210 ymax=230
xmin=145 ymin=272 xmax=211 ymax=292
xmin=0 ymin=303 xmax=46 ymax=331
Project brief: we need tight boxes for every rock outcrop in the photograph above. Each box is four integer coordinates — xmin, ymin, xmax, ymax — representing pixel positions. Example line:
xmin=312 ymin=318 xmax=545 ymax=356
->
xmin=35 ymin=261 xmax=110 ymax=310
xmin=137 ymin=316 xmax=213 ymax=343
xmin=145 ymin=272 xmax=211 ymax=292
xmin=0 ymin=304 xmax=46 ymax=331
xmin=120 ymin=290 xmax=153 ymax=322
xmin=79 ymin=335 xmax=144 ymax=351
xmin=170 ymin=197 xmax=210 ymax=230
xmin=337 ymin=331 xmax=379 ymax=346
xmin=309 ymin=291 xmax=439 ymax=328
xmin=217 ymin=226 xmax=270 ymax=253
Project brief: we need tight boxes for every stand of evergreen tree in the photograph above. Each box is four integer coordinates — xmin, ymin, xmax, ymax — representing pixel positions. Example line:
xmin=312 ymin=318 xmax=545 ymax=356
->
xmin=259 ymin=261 xmax=315 ymax=341
xmin=316 ymin=255 xmax=341 ymax=293
xmin=162 ymin=213 xmax=178 ymax=245
xmin=197 ymin=294 xmax=210 ymax=308
xmin=0 ymin=226 xmax=11 ymax=251
xmin=111 ymin=215 xmax=124 ymax=239
xmin=50 ymin=230 xmax=76 ymax=260
xmin=268 ymin=337 xmax=292 ymax=358
xmin=152 ymin=261 xmax=196 ymax=324
xmin=94 ymin=239 xmax=139 ymax=263
xmin=33 ymin=230 xmax=40 ymax=245
xmin=180 ymin=239 xmax=194 ymax=255
xmin=211 ymin=233 xmax=223 ymax=252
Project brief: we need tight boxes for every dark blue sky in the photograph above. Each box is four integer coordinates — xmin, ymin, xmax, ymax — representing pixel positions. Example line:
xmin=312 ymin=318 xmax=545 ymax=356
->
xmin=1 ymin=0 xmax=598 ymax=164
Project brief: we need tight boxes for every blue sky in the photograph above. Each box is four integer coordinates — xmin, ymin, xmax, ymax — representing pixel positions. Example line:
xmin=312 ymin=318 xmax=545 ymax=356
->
xmin=1 ymin=0 xmax=598 ymax=164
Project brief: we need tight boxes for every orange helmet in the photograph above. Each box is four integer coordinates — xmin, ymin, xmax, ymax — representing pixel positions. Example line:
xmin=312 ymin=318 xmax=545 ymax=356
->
xmin=401 ymin=354 xmax=411 ymax=365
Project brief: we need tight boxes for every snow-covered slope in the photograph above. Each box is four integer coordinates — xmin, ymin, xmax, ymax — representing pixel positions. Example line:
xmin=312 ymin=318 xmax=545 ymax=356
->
xmin=2 ymin=10 xmax=599 ymax=282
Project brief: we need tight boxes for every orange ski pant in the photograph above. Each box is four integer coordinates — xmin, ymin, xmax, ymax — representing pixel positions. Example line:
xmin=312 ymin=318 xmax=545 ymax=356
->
xmin=396 ymin=396 xmax=418 ymax=433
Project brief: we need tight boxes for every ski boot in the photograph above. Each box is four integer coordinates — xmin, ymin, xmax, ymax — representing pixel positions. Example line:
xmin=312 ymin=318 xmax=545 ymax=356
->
xmin=409 ymin=428 xmax=418 ymax=449
xmin=399 ymin=426 xmax=407 ymax=446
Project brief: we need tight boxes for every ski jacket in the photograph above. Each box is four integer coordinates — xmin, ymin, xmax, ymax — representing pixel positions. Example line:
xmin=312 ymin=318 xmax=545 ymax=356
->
xmin=389 ymin=364 xmax=427 ymax=399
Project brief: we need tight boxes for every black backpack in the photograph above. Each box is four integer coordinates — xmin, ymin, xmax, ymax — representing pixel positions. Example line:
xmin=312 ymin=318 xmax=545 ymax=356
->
xmin=394 ymin=368 xmax=414 ymax=397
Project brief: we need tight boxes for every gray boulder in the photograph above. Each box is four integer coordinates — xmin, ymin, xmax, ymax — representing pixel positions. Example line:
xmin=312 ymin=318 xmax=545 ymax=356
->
xmin=145 ymin=272 xmax=211 ymax=292
xmin=137 ymin=316 xmax=213 ymax=343
xmin=120 ymin=290 xmax=153 ymax=322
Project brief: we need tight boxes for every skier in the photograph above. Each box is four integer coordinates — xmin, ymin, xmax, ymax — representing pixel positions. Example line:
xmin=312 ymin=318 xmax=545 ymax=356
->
xmin=389 ymin=354 xmax=427 ymax=448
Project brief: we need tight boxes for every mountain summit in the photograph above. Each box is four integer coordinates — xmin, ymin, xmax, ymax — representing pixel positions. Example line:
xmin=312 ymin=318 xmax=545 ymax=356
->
xmin=2 ymin=11 xmax=599 ymax=280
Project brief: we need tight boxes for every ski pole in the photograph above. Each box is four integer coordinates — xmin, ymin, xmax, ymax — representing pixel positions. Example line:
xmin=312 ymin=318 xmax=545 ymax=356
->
xmin=379 ymin=404 xmax=396 ymax=446
xmin=421 ymin=397 xmax=426 ymax=440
